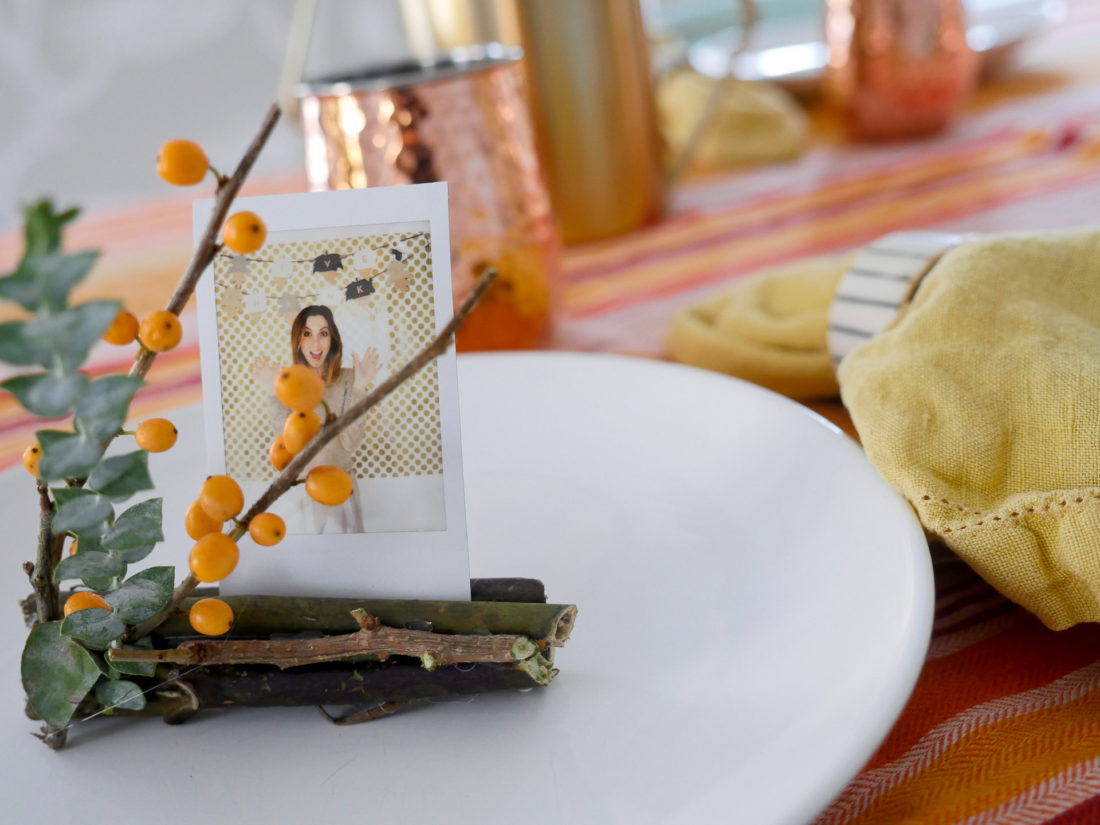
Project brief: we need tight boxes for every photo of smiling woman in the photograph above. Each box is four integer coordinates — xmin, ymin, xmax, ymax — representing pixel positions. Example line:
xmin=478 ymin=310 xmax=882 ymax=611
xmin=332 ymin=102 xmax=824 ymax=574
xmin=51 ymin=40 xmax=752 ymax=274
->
xmin=254 ymin=305 xmax=382 ymax=533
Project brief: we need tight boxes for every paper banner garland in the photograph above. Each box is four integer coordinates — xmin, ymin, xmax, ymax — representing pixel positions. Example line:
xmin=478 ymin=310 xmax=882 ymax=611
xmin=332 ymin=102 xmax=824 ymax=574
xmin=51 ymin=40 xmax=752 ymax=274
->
xmin=277 ymin=294 xmax=300 ymax=320
xmin=272 ymin=258 xmax=293 ymax=291
xmin=244 ymin=292 xmax=267 ymax=321
xmin=222 ymin=285 xmax=244 ymax=319
xmin=213 ymin=231 xmax=427 ymax=319
xmin=385 ymin=259 xmax=414 ymax=293
xmin=319 ymin=284 xmax=345 ymax=307
xmin=313 ymin=253 xmax=345 ymax=285
xmin=345 ymin=278 xmax=376 ymax=300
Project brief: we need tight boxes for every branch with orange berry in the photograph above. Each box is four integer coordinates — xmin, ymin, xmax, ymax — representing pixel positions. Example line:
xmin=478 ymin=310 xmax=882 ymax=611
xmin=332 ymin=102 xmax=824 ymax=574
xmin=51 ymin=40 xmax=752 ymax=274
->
xmin=8 ymin=105 xmax=557 ymax=749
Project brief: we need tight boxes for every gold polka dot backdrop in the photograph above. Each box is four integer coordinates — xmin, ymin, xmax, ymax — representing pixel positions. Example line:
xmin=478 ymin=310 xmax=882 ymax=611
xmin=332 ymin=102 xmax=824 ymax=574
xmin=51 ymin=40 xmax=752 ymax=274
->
xmin=212 ymin=229 xmax=442 ymax=484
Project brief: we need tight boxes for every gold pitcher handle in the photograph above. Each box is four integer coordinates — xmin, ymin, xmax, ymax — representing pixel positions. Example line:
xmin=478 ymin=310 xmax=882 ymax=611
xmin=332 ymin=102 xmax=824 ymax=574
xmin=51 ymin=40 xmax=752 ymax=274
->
xmin=665 ymin=0 xmax=758 ymax=181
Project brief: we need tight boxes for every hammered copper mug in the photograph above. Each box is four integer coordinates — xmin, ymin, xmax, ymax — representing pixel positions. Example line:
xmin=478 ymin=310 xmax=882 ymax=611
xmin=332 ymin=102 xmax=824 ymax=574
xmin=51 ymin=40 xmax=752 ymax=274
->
xmin=825 ymin=0 xmax=978 ymax=140
xmin=295 ymin=45 xmax=558 ymax=351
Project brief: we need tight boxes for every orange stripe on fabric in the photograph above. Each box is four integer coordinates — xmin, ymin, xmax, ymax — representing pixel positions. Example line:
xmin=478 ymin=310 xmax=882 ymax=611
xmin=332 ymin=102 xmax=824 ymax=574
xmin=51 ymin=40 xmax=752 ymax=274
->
xmin=562 ymin=147 xmax=1100 ymax=315
xmin=865 ymin=620 xmax=1100 ymax=771
xmin=823 ymin=682 xmax=1100 ymax=825
xmin=562 ymin=128 xmax=1055 ymax=275
xmin=955 ymin=758 xmax=1100 ymax=825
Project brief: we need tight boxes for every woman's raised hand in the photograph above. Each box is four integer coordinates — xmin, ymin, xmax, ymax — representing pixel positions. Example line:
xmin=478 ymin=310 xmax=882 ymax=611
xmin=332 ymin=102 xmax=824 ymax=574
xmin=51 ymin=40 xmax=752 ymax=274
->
xmin=253 ymin=354 xmax=279 ymax=389
xmin=352 ymin=346 xmax=382 ymax=392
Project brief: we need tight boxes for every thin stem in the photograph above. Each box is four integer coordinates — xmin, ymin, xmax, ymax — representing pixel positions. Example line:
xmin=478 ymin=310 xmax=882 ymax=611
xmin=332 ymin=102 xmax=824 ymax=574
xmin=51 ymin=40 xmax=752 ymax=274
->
xmin=30 ymin=482 xmax=60 ymax=623
xmin=129 ymin=104 xmax=281 ymax=383
xmin=208 ymin=163 xmax=230 ymax=188
xmin=125 ymin=269 xmax=497 ymax=642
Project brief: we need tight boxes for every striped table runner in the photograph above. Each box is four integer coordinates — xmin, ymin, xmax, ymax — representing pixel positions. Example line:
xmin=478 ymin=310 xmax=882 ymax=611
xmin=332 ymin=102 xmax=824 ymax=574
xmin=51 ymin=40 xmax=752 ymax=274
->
xmin=3 ymin=4 xmax=1100 ymax=821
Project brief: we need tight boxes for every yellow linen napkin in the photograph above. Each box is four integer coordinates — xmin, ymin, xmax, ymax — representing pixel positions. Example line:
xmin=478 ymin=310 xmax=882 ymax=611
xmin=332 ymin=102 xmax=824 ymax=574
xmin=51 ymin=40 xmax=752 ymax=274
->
xmin=657 ymin=69 xmax=808 ymax=170
xmin=840 ymin=230 xmax=1100 ymax=629
xmin=665 ymin=255 xmax=850 ymax=399
xmin=667 ymin=230 xmax=1100 ymax=628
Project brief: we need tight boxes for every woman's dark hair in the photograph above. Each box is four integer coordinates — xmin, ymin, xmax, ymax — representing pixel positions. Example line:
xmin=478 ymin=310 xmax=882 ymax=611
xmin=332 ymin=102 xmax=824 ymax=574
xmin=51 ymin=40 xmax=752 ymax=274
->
xmin=290 ymin=305 xmax=343 ymax=383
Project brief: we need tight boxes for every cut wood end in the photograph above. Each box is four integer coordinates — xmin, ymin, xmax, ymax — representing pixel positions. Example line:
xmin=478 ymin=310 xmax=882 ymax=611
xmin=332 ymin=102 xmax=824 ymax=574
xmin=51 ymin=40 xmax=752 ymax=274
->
xmin=510 ymin=636 xmax=537 ymax=661
xmin=517 ymin=651 xmax=558 ymax=686
xmin=550 ymin=605 xmax=578 ymax=647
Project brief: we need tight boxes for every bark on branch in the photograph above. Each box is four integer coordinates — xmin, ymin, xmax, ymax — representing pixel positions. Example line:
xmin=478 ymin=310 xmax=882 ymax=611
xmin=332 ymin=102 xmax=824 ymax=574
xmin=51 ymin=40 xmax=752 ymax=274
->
xmin=154 ymin=593 xmax=576 ymax=644
xmin=29 ymin=483 xmax=60 ymax=624
xmin=111 ymin=611 xmax=543 ymax=673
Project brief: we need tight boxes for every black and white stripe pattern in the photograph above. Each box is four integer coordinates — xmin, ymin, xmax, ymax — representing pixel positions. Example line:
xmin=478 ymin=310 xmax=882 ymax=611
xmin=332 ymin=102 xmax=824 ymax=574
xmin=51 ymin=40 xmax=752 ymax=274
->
xmin=828 ymin=232 xmax=973 ymax=369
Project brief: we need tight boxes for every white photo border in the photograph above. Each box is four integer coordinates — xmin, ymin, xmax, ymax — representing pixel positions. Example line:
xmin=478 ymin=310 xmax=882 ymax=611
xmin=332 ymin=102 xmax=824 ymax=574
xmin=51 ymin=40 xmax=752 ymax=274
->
xmin=194 ymin=183 xmax=470 ymax=601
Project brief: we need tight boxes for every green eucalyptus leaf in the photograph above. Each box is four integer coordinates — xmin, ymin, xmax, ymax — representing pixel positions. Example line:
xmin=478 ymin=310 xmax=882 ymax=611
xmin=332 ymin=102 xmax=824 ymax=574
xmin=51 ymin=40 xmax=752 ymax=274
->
xmin=0 ymin=301 xmax=119 ymax=372
xmin=74 ymin=375 xmax=142 ymax=441
xmin=61 ymin=607 xmax=127 ymax=649
xmin=68 ymin=533 xmax=103 ymax=555
xmin=53 ymin=551 xmax=126 ymax=586
xmin=0 ymin=251 xmax=99 ymax=313
xmin=105 ymin=566 xmax=174 ymax=624
xmin=51 ymin=488 xmax=113 ymax=536
xmin=86 ymin=451 xmax=152 ymax=501
xmin=102 ymin=498 xmax=162 ymax=551
xmin=94 ymin=679 xmax=146 ymax=713
xmin=52 ymin=300 xmax=121 ymax=372
xmin=90 ymin=649 xmax=121 ymax=680
xmin=38 ymin=430 xmax=105 ymax=480
xmin=107 ymin=637 xmax=156 ymax=677
xmin=20 ymin=199 xmax=79 ymax=262
xmin=114 ymin=544 xmax=156 ymax=564
xmin=21 ymin=620 xmax=100 ymax=728
xmin=0 ymin=372 xmax=88 ymax=418
xmin=0 ymin=319 xmax=56 ymax=367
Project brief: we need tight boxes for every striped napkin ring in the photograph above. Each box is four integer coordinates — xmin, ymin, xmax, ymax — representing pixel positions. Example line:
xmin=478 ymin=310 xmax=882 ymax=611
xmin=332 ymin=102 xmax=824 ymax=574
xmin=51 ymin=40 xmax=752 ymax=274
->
xmin=827 ymin=231 xmax=975 ymax=369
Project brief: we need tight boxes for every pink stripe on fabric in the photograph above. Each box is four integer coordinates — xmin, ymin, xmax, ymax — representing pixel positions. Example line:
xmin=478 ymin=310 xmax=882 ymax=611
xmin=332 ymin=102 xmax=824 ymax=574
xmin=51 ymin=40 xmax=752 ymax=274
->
xmin=812 ymin=660 xmax=1100 ymax=825
xmin=954 ymin=758 xmax=1100 ymax=825
xmin=927 ymin=612 xmax=1031 ymax=662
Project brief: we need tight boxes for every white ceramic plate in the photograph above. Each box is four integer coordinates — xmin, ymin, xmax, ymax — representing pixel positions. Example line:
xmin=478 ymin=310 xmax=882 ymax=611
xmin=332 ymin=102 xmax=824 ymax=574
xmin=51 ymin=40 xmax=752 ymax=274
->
xmin=0 ymin=352 xmax=932 ymax=825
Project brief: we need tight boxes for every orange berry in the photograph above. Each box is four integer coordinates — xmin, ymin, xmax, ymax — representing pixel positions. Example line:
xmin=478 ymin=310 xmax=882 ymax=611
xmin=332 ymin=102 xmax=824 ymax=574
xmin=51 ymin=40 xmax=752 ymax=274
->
xmin=199 ymin=475 xmax=243 ymax=522
xmin=274 ymin=364 xmax=324 ymax=412
xmin=222 ymin=211 xmax=266 ymax=254
xmin=157 ymin=139 xmax=208 ymax=186
xmin=135 ymin=418 xmax=178 ymax=452
xmin=249 ymin=512 xmax=286 ymax=546
xmin=22 ymin=444 xmax=40 ymax=478
xmin=69 ymin=539 xmax=78 ymax=557
xmin=269 ymin=437 xmax=292 ymax=471
xmin=63 ymin=591 xmax=111 ymax=617
xmin=188 ymin=533 xmax=239 ymax=583
xmin=185 ymin=499 xmax=222 ymax=540
xmin=102 ymin=309 xmax=139 ymax=345
xmin=282 ymin=410 xmax=321 ymax=454
xmin=306 ymin=465 xmax=354 ymax=506
xmin=138 ymin=310 xmax=182 ymax=352
xmin=188 ymin=597 xmax=234 ymax=636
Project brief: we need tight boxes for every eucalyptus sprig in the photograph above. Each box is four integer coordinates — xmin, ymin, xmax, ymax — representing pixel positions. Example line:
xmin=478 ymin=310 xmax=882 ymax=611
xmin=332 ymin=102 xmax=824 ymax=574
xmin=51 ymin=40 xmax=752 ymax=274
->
xmin=13 ymin=105 xmax=281 ymax=748
xmin=12 ymin=201 xmax=166 ymax=744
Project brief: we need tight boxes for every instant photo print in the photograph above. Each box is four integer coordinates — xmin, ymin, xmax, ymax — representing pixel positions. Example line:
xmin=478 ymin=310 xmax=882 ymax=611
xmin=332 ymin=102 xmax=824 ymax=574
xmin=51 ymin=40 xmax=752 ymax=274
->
xmin=195 ymin=184 xmax=470 ymax=600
